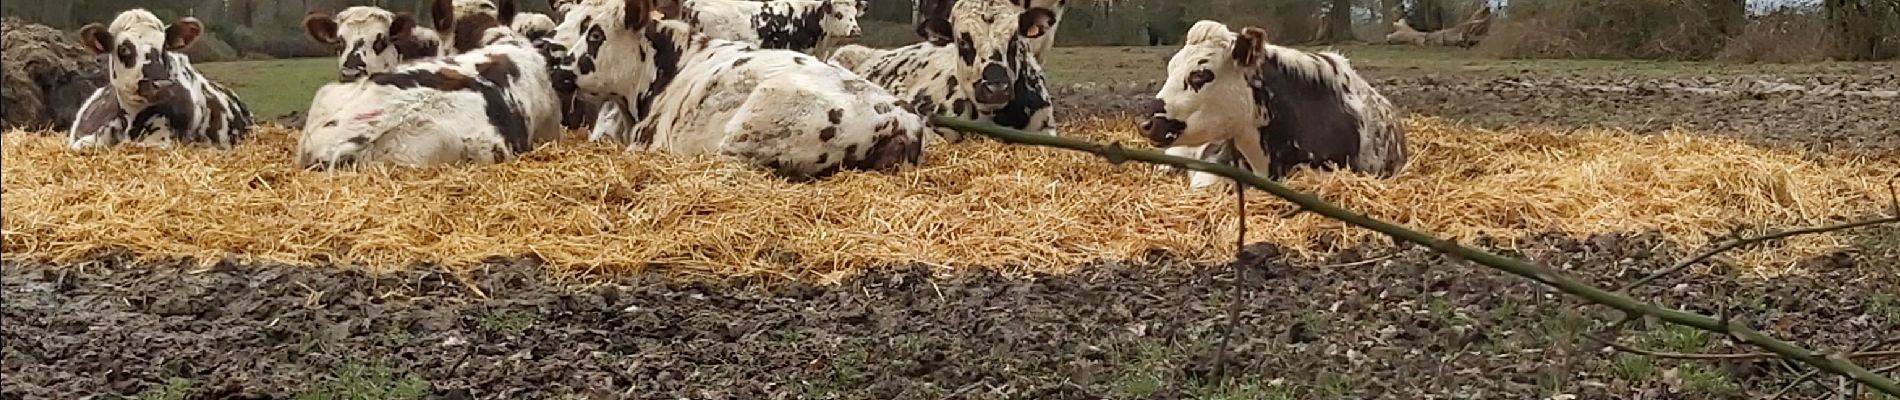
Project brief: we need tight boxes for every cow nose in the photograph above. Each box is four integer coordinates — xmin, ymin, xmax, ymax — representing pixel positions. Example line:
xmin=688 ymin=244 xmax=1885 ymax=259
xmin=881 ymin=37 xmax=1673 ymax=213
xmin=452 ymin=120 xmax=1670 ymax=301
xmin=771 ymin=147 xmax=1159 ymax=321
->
xmin=1142 ymin=98 xmax=1168 ymax=117
xmin=343 ymin=54 xmax=367 ymax=70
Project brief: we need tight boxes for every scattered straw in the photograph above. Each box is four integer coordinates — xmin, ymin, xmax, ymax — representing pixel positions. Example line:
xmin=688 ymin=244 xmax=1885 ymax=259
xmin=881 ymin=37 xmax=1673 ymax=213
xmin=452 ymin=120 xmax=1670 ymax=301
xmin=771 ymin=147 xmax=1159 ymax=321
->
xmin=4 ymin=117 xmax=1894 ymax=281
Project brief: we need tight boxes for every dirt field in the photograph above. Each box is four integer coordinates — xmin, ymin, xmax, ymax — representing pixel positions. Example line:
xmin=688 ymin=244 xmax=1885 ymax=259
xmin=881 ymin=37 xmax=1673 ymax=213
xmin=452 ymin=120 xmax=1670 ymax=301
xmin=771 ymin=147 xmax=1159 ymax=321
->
xmin=5 ymin=45 xmax=1899 ymax=399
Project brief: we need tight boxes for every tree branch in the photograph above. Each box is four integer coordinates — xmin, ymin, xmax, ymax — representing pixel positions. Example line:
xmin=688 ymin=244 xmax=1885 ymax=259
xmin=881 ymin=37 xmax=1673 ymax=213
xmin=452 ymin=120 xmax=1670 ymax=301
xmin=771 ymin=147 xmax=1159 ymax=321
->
xmin=929 ymin=115 xmax=1900 ymax=396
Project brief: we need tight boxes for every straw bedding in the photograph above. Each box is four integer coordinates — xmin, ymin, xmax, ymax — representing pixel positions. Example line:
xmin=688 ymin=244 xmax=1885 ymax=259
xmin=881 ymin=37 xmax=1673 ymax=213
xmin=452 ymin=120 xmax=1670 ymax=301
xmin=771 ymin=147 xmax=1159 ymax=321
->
xmin=3 ymin=117 xmax=1894 ymax=281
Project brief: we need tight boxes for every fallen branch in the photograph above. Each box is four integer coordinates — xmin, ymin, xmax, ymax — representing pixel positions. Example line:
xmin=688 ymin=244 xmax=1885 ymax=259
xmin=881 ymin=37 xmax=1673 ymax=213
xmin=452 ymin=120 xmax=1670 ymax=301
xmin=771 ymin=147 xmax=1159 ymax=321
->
xmin=929 ymin=115 xmax=1900 ymax=396
xmin=1618 ymin=215 xmax=1900 ymax=292
xmin=1583 ymin=334 xmax=1900 ymax=361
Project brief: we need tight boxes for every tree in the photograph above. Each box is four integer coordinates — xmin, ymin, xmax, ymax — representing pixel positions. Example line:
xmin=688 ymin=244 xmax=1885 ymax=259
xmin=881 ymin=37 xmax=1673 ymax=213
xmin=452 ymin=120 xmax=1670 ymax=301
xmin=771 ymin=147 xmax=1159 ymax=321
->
xmin=1826 ymin=0 xmax=1900 ymax=60
xmin=1320 ymin=0 xmax=1357 ymax=42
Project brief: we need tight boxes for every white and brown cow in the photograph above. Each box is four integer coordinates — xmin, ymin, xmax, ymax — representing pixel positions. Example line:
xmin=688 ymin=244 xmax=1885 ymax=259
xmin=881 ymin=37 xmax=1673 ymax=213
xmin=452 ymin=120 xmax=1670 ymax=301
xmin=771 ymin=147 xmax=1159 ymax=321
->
xmin=1141 ymin=20 xmax=1408 ymax=187
xmin=544 ymin=0 xmax=927 ymax=181
xmin=681 ymin=0 xmax=863 ymax=54
xmin=302 ymin=7 xmax=447 ymax=82
xmin=67 ymin=9 xmax=254 ymax=150
xmin=295 ymin=0 xmax=564 ymax=169
xmin=828 ymin=0 xmax=1055 ymax=142
xmin=914 ymin=0 xmax=1063 ymax=61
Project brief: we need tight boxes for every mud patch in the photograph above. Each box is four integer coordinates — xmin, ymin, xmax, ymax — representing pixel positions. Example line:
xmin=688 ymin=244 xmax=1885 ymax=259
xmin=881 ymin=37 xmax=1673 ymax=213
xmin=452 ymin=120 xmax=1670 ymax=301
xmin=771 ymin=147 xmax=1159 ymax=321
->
xmin=5 ymin=232 xmax=1895 ymax=399
xmin=1 ymin=17 xmax=106 ymax=132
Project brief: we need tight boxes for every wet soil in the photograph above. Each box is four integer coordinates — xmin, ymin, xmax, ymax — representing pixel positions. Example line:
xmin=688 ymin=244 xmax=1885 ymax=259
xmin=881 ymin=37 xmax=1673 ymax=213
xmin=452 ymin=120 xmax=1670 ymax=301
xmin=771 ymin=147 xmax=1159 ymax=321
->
xmin=7 ymin=232 xmax=1897 ymax=399
xmin=1053 ymin=66 xmax=1900 ymax=155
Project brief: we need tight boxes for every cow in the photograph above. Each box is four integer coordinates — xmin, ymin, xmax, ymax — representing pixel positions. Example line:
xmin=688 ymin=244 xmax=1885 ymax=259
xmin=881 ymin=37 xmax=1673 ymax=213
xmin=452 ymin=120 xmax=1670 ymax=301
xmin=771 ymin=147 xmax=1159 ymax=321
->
xmin=914 ymin=0 xmax=1064 ymax=62
xmin=66 ymin=9 xmax=254 ymax=150
xmin=302 ymin=6 xmax=447 ymax=82
xmin=680 ymin=0 xmax=863 ymax=54
xmin=828 ymin=0 xmax=1056 ymax=142
xmin=1140 ymin=20 xmax=1409 ymax=188
xmin=295 ymin=0 xmax=564 ymax=169
xmin=542 ymin=0 xmax=928 ymax=181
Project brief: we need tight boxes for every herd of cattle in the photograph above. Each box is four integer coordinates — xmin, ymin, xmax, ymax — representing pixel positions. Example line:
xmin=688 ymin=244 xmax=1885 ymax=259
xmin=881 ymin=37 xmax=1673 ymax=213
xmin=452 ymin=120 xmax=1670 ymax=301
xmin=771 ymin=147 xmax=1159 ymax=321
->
xmin=59 ymin=0 xmax=1410 ymax=185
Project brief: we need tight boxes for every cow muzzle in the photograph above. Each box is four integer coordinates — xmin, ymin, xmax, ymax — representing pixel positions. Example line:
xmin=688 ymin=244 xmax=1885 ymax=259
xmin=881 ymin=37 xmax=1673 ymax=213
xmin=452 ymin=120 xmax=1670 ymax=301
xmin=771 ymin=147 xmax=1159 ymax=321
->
xmin=1138 ymin=98 xmax=1186 ymax=147
xmin=135 ymin=79 xmax=177 ymax=100
xmin=972 ymin=64 xmax=1013 ymax=105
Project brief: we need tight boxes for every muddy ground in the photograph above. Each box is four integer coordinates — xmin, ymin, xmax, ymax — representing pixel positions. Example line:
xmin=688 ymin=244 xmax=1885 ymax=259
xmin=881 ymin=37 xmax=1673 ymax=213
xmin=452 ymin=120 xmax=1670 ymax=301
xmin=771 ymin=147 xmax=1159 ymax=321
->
xmin=6 ymin=230 xmax=1898 ymax=399
xmin=1053 ymin=63 xmax=1900 ymax=155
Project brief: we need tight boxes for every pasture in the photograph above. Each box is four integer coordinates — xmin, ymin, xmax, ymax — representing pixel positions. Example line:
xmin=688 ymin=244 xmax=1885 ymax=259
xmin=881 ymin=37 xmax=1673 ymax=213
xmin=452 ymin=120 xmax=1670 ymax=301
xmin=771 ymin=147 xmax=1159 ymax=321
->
xmin=6 ymin=41 xmax=1899 ymax=399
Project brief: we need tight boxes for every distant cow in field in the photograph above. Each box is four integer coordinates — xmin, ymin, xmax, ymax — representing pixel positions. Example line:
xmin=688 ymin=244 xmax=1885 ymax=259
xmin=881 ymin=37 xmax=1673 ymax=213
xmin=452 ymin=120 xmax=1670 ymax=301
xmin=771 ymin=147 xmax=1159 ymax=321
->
xmin=913 ymin=0 xmax=1064 ymax=61
xmin=543 ymin=0 xmax=928 ymax=181
xmin=303 ymin=6 xmax=447 ymax=81
xmin=830 ymin=0 xmax=1056 ymax=142
xmin=1141 ymin=20 xmax=1408 ymax=186
xmin=682 ymin=0 xmax=864 ymax=54
xmin=295 ymin=0 xmax=564 ymax=169
xmin=67 ymin=9 xmax=254 ymax=150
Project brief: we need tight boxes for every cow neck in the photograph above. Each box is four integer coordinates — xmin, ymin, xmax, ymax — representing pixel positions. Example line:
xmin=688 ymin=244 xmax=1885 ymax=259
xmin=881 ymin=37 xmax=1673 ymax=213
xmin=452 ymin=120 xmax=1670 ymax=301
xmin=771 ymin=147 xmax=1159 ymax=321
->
xmin=629 ymin=20 xmax=701 ymax=120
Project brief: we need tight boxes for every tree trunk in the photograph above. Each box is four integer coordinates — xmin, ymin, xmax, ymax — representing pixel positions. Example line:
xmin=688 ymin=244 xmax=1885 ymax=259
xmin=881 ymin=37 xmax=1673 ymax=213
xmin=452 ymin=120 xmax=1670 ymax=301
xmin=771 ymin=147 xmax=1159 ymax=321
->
xmin=1827 ymin=0 xmax=1900 ymax=60
xmin=1322 ymin=0 xmax=1356 ymax=42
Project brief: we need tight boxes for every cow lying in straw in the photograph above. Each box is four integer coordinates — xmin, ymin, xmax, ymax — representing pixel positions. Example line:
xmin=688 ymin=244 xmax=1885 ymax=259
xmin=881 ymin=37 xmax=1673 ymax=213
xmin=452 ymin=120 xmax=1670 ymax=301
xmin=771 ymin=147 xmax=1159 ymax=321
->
xmin=1141 ymin=20 xmax=1408 ymax=186
xmin=544 ymin=0 xmax=927 ymax=180
xmin=67 ymin=9 xmax=254 ymax=150
xmin=303 ymin=6 xmax=447 ymax=82
xmin=912 ymin=0 xmax=1065 ymax=62
xmin=295 ymin=0 xmax=564 ymax=169
xmin=827 ymin=0 xmax=1055 ymax=142
xmin=681 ymin=0 xmax=863 ymax=54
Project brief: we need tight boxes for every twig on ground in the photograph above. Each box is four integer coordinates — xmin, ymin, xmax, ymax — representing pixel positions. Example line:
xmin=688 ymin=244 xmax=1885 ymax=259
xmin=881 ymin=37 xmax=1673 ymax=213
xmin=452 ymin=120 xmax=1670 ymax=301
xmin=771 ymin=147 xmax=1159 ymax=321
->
xmin=1583 ymin=334 xmax=1900 ymax=360
xmin=930 ymin=115 xmax=1900 ymax=396
xmin=1616 ymin=215 xmax=1900 ymax=293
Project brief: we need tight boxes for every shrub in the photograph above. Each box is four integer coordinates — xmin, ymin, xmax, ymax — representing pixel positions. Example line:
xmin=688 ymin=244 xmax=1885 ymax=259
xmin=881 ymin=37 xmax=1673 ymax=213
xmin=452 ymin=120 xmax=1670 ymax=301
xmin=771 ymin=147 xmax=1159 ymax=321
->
xmin=1717 ymin=6 xmax=1834 ymax=63
xmin=1480 ymin=0 xmax=1743 ymax=60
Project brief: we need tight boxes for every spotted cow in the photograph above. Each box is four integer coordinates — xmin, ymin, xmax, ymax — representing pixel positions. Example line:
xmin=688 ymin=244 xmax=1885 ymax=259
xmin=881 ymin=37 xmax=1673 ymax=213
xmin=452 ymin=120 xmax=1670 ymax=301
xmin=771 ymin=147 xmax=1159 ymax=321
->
xmin=67 ymin=10 xmax=254 ymax=150
xmin=295 ymin=0 xmax=565 ymax=169
xmin=913 ymin=0 xmax=1064 ymax=62
xmin=828 ymin=0 xmax=1056 ymax=142
xmin=544 ymin=0 xmax=927 ymax=181
xmin=1140 ymin=20 xmax=1409 ymax=187
xmin=303 ymin=6 xmax=447 ymax=82
xmin=681 ymin=0 xmax=863 ymax=54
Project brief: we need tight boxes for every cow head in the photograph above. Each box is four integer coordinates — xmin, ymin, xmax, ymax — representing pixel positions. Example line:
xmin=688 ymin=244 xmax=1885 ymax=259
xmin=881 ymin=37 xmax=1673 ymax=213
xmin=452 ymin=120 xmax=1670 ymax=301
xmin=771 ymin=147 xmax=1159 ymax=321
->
xmin=1140 ymin=20 xmax=1267 ymax=149
xmin=305 ymin=7 xmax=426 ymax=81
xmin=544 ymin=0 xmax=661 ymax=102
xmin=77 ymin=10 xmax=204 ymax=109
xmin=820 ymin=0 xmax=865 ymax=40
xmin=297 ymin=83 xmax=389 ymax=170
xmin=442 ymin=0 xmax=521 ymax=54
xmin=917 ymin=0 xmax=1054 ymax=107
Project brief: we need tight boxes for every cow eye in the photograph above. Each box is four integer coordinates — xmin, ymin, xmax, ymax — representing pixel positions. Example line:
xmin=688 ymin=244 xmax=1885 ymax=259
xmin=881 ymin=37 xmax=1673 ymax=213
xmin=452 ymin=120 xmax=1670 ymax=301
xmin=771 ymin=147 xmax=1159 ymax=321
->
xmin=587 ymin=28 xmax=604 ymax=42
xmin=323 ymin=120 xmax=339 ymax=128
xmin=1187 ymin=69 xmax=1215 ymax=87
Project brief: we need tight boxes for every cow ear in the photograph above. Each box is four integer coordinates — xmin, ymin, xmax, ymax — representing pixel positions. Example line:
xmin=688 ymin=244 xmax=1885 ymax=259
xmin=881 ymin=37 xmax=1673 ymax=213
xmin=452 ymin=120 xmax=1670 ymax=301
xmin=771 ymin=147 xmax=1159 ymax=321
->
xmin=390 ymin=13 xmax=420 ymax=39
xmin=78 ymin=23 xmax=113 ymax=55
xmin=497 ymin=0 xmax=519 ymax=26
xmin=304 ymin=13 xmax=342 ymax=46
xmin=1018 ymin=7 xmax=1056 ymax=39
xmin=432 ymin=0 xmax=457 ymax=31
xmin=166 ymin=17 xmax=205 ymax=50
xmin=625 ymin=0 xmax=654 ymax=30
xmin=918 ymin=18 xmax=953 ymax=46
xmin=1233 ymin=26 xmax=1267 ymax=67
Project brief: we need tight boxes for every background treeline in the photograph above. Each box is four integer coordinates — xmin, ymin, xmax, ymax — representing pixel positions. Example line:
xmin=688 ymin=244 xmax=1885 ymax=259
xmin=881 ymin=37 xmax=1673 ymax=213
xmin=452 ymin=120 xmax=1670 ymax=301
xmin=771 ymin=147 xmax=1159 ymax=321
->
xmin=3 ymin=0 xmax=1894 ymax=62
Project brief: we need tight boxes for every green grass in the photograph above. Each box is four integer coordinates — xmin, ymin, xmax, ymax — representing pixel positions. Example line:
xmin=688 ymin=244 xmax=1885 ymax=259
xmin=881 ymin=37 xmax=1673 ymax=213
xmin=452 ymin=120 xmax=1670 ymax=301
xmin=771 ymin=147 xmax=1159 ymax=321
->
xmin=196 ymin=58 xmax=336 ymax=121
xmin=132 ymin=377 xmax=200 ymax=400
xmin=294 ymin=364 xmax=430 ymax=400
